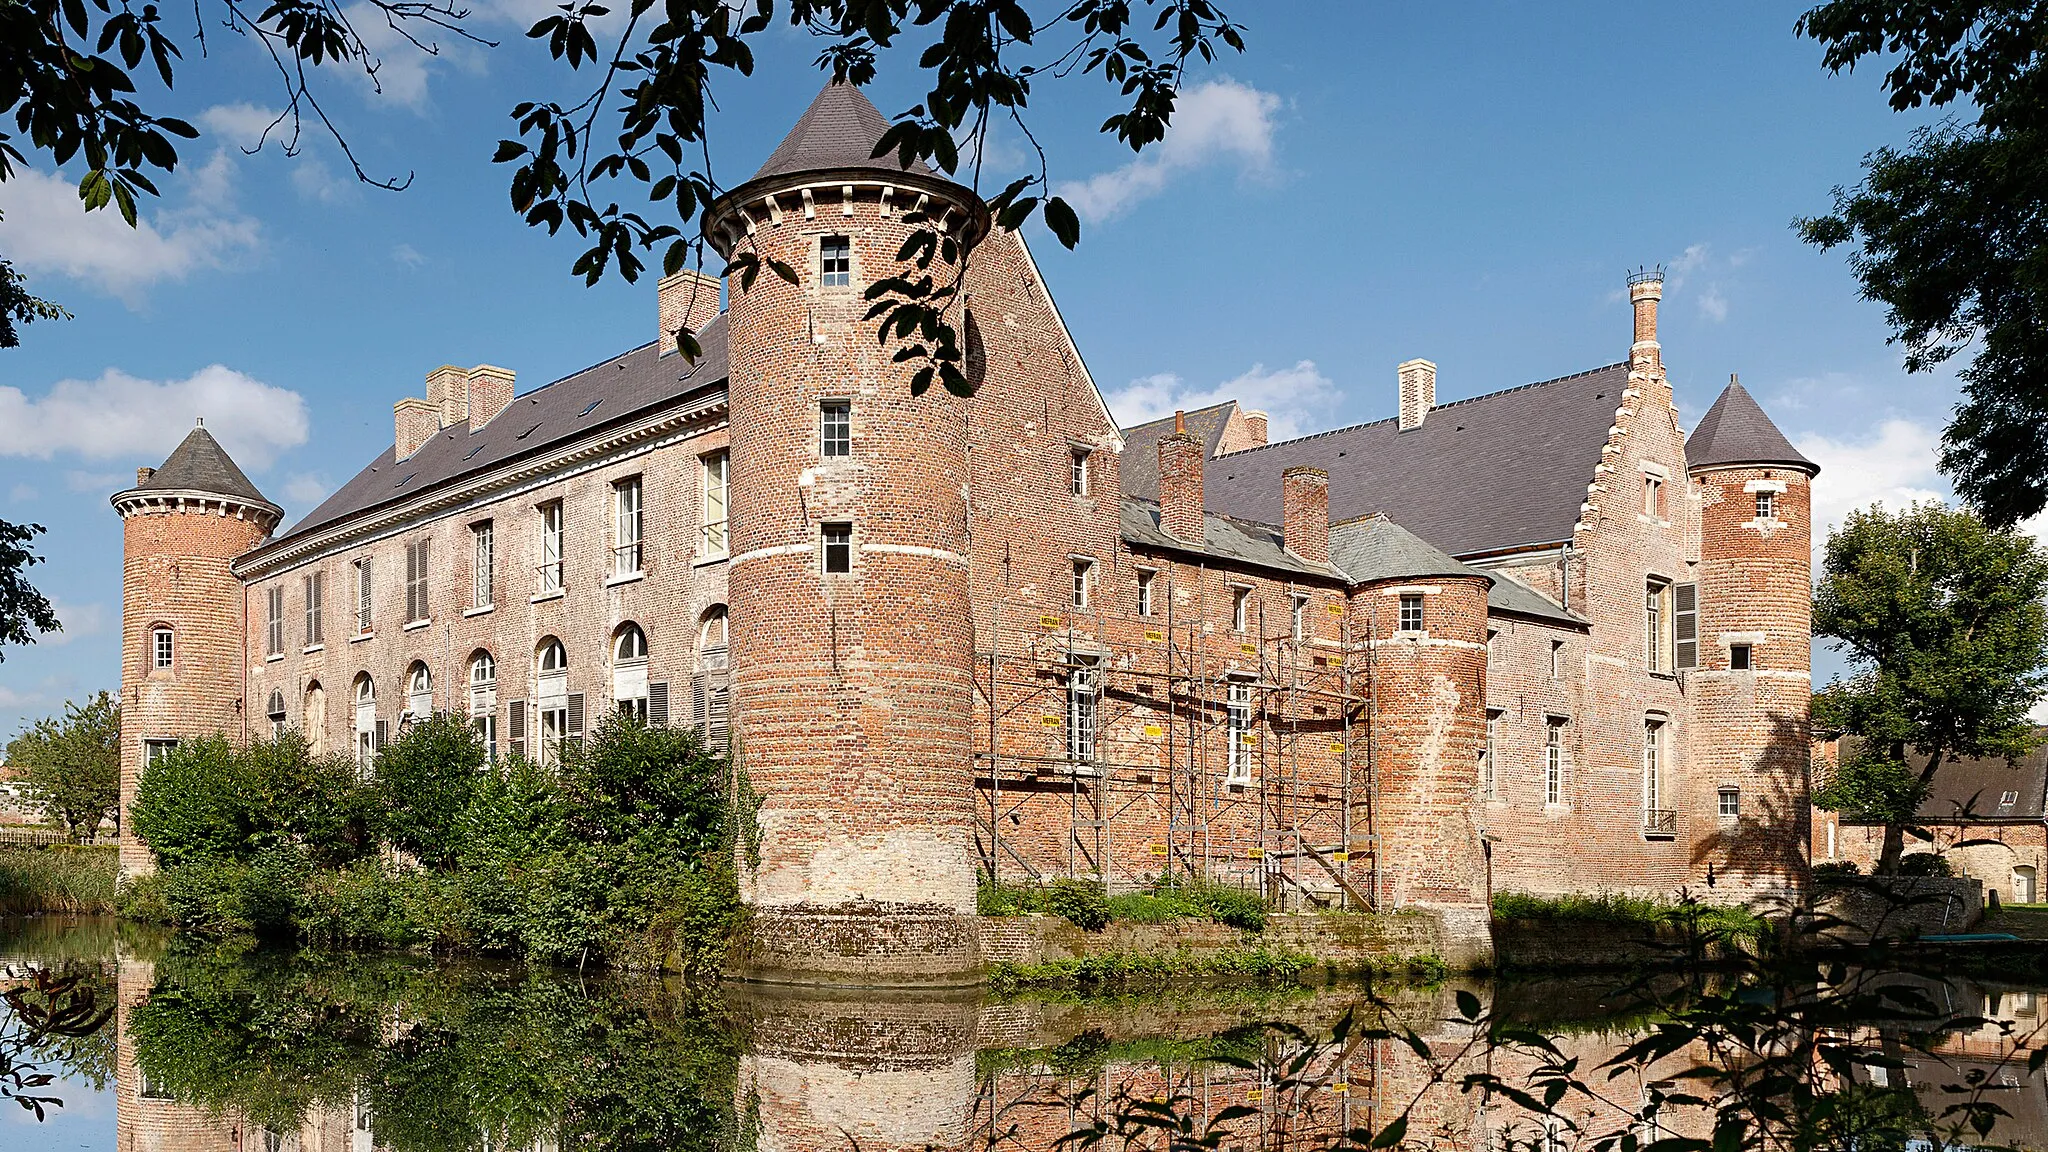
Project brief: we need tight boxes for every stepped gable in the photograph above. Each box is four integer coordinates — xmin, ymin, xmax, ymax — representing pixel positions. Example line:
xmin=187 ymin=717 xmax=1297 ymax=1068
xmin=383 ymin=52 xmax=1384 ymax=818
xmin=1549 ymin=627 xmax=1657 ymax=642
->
xmin=751 ymin=81 xmax=935 ymax=183
xmin=1124 ymin=364 xmax=1630 ymax=559
xmin=275 ymin=313 xmax=729 ymax=543
xmin=1686 ymin=379 xmax=1818 ymax=474
xmin=130 ymin=424 xmax=276 ymax=508
xmin=1119 ymin=401 xmax=1237 ymax=503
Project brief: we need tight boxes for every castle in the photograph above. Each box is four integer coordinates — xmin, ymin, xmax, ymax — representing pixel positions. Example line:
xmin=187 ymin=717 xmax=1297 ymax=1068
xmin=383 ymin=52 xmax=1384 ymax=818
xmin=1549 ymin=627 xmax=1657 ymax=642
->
xmin=112 ymin=82 xmax=1818 ymax=980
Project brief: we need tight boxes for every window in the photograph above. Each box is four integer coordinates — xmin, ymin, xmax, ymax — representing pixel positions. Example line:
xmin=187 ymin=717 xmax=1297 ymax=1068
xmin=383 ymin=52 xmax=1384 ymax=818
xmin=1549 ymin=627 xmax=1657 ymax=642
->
xmin=1486 ymin=628 xmax=1500 ymax=671
xmin=1755 ymin=490 xmax=1776 ymax=521
xmin=1550 ymin=639 xmax=1565 ymax=680
xmin=536 ymin=639 xmax=568 ymax=769
xmin=354 ymin=557 xmax=374 ymax=632
xmin=613 ymin=624 xmax=649 ymax=723
xmin=406 ymin=663 xmax=432 ymax=719
xmin=471 ymin=522 xmax=494 ymax=609
xmin=144 ymin=738 xmax=179 ymax=767
xmin=1226 ymin=679 xmax=1254 ymax=782
xmin=1398 ymin=593 xmax=1424 ymax=633
xmin=537 ymin=502 xmax=564 ymax=593
xmin=700 ymin=451 xmax=729 ymax=558
xmin=820 ymin=235 xmax=851 ymax=287
xmin=1645 ymin=581 xmax=1671 ymax=671
xmin=152 ymin=626 xmax=173 ymax=670
xmin=266 ymin=586 xmax=284 ymax=656
xmin=353 ymin=674 xmax=377 ymax=772
xmin=1729 ymin=642 xmax=1752 ymax=671
xmin=1232 ymin=587 xmax=1251 ymax=634
xmin=1067 ymin=659 xmax=1099 ymax=763
xmin=1136 ymin=570 xmax=1156 ymax=617
xmin=469 ymin=652 xmax=498 ymax=761
xmin=267 ymin=690 xmax=287 ymax=737
xmin=1072 ymin=558 xmax=1093 ymax=609
xmin=822 ymin=522 xmax=853 ymax=574
xmin=699 ymin=605 xmax=730 ymax=668
xmin=304 ymin=572 xmax=325 ymax=646
xmin=1482 ymin=709 xmax=1502 ymax=800
xmin=1292 ymin=594 xmax=1309 ymax=643
xmin=1070 ymin=448 xmax=1090 ymax=497
xmin=614 ymin=476 xmax=643 ymax=577
xmin=538 ymin=638 xmax=567 ymax=674
xmin=1545 ymin=720 xmax=1566 ymax=806
xmin=2000 ymin=789 xmax=2020 ymax=809
xmin=820 ymin=401 xmax=851 ymax=458
xmin=1718 ymin=786 xmax=1740 ymax=823
xmin=405 ymin=537 xmax=431 ymax=622
xmin=1643 ymin=719 xmax=1667 ymax=826
xmin=303 ymin=683 xmax=326 ymax=756
xmin=1674 ymin=582 xmax=1698 ymax=669
xmin=1644 ymin=474 xmax=1663 ymax=518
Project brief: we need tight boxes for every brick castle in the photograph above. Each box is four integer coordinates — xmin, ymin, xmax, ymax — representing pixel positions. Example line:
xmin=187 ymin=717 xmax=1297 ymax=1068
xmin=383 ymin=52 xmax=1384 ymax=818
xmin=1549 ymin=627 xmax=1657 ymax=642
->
xmin=113 ymin=82 xmax=1819 ymax=980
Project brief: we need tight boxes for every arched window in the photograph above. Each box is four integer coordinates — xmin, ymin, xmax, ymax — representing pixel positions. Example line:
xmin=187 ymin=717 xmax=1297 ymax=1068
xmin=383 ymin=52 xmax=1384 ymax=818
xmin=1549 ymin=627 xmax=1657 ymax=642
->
xmin=698 ymin=605 xmax=729 ymax=670
xmin=613 ymin=624 xmax=649 ymax=722
xmin=535 ymin=638 xmax=569 ymax=767
xmin=537 ymin=638 xmax=567 ymax=674
xmin=266 ymin=689 xmax=287 ymax=738
xmin=406 ymin=662 xmax=433 ymax=720
xmin=352 ymin=674 xmax=378 ymax=772
xmin=304 ymin=681 xmax=327 ymax=756
xmin=468 ymin=651 xmax=498 ymax=760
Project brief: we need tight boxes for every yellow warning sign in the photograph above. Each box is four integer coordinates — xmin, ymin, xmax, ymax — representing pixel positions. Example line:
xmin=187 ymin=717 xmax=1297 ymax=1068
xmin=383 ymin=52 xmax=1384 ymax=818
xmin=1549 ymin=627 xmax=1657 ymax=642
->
xmin=1041 ymin=715 xmax=1061 ymax=728
xmin=1040 ymin=615 xmax=1062 ymax=628
xmin=1327 ymin=602 xmax=1345 ymax=615
xmin=1143 ymin=724 xmax=1163 ymax=737
xmin=1247 ymin=1089 xmax=1263 ymax=1103
xmin=1240 ymin=643 xmax=1257 ymax=655
xmin=1150 ymin=844 xmax=1167 ymax=857
xmin=1329 ymin=741 xmax=1346 ymax=754
xmin=1248 ymin=847 xmax=1263 ymax=859
xmin=1240 ymin=732 xmax=1258 ymax=745
xmin=1144 ymin=629 xmax=1164 ymax=642
xmin=1332 ymin=851 xmax=1350 ymax=863
xmin=1333 ymin=1081 xmax=1349 ymax=1095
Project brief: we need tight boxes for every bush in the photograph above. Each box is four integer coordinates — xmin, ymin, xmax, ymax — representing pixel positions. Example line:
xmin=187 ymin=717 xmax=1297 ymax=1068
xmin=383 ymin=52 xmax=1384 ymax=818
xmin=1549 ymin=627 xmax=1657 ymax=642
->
xmin=982 ymin=877 xmax=1269 ymax=932
xmin=1898 ymin=853 xmax=1954 ymax=876
xmin=131 ymin=732 xmax=376 ymax=869
xmin=1044 ymin=879 xmax=1110 ymax=932
xmin=372 ymin=713 xmax=487 ymax=868
xmin=1813 ymin=860 xmax=1862 ymax=880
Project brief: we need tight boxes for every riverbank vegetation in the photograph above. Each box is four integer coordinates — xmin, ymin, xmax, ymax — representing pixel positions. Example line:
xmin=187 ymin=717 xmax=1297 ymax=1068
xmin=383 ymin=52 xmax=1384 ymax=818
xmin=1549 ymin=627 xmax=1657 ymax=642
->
xmin=122 ymin=715 xmax=740 ymax=972
xmin=1492 ymin=890 xmax=1770 ymax=947
xmin=978 ymin=877 xmax=1267 ymax=932
xmin=0 ymin=845 xmax=116 ymax=914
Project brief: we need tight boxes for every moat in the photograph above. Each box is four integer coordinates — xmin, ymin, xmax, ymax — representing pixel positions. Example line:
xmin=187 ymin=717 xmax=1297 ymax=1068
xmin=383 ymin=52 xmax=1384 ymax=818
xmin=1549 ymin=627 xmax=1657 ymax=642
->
xmin=6 ymin=916 xmax=2048 ymax=1152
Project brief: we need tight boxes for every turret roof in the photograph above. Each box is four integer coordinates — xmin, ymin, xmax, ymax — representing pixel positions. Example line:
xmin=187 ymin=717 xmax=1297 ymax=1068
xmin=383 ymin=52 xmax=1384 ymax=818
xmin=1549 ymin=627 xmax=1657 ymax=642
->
xmin=133 ymin=424 xmax=274 ymax=506
xmin=1686 ymin=380 xmax=1817 ymax=475
xmin=751 ymin=81 xmax=936 ymax=183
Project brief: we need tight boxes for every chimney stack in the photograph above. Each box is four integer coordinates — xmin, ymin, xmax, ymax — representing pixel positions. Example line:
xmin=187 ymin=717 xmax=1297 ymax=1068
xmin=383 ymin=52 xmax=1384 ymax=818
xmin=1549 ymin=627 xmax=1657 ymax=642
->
xmin=1398 ymin=359 xmax=1437 ymax=431
xmin=466 ymin=365 xmax=516 ymax=427
xmin=659 ymin=269 xmax=723 ymax=354
xmin=1243 ymin=409 xmax=1269 ymax=447
xmin=1158 ymin=410 xmax=1207 ymax=543
xmin=1629 ymin=268 xmax=1662 ymax=367
xmin=135 ymin=467 xmax=155 ymax=486
xmin=394 ymin=397 xmax=438 ymax=460
xmin=425 ymin=365 xmax=469 ymax=428
xmin=1282 ymin=466 xmax=1330 ymax=565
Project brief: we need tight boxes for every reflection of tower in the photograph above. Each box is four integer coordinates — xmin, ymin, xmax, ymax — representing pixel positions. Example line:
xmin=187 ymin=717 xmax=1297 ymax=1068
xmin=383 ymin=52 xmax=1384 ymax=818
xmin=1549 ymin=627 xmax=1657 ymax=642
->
xmin=704 ymin=83 xmax=988 ymax=982
xmin=1686 ymin=379 xmax=1819 ymax=897
xmin=735 ymin=986 xmax=978 ymax=1152
xmin=116 ymin=951 xmax=241 ymax=1151
xmin=110 ymin=423 xmax=280 ymax=879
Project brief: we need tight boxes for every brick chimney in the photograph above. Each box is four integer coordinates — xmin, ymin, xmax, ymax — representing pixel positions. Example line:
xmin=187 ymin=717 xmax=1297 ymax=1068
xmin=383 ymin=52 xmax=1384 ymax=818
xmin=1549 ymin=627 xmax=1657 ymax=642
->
xmin=426 ymin=365 xmax=469 ymax=427
xmin=1282 ymin=466 xmax=1330 ymax=564
xmin=1158 ymin=410 xmax=1206 ymax=543
xmin=1628 ymin=268 xmax=1662 ymax=369
xmin=1398 ymin=359 xmax=1436 ymax=431
xmin=394 ymin=397 xmax=438 ymax=460
xmin=135 ymin=466 xmax=155 ymax=486
xmin=1243 ymin=409 xmax=1269 ymax=447
xmin=658 ymin=269 xmax=723 ymax=354
xmin=467 ymin=365 xmax=516 ymax=427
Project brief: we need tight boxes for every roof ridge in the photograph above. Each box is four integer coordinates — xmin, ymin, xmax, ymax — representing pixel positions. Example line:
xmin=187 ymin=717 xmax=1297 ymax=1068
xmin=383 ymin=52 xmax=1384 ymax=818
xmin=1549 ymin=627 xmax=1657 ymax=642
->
xmin=1220 ymin=362 xmax=1629 ymax=458
xmin=1120 ymin=399 xmax=1237 ymax=435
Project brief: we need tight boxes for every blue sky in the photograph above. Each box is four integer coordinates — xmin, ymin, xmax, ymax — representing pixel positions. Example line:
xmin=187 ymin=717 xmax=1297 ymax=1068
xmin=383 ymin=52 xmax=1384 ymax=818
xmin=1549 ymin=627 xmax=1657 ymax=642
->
xmin=0 ymin=4 xmax=2010 ymax=733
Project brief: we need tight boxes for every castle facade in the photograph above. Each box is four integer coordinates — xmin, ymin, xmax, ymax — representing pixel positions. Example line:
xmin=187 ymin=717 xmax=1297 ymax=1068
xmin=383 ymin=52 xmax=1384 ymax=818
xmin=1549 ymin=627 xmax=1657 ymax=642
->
xmin=113 ymin=83 xmax=1818 ymax=980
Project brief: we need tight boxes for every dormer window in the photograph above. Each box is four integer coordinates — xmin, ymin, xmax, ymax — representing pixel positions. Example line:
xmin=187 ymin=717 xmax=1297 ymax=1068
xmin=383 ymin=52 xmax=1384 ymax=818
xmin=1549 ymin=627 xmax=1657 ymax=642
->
xmin=820 ymin=236 xmax=851 ymax=288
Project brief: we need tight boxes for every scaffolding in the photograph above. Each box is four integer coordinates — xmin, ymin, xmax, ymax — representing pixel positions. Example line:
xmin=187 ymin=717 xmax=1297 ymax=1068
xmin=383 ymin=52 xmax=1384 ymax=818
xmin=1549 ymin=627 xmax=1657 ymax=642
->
xmin=972 ymin=574 xmax=1385 ymax=908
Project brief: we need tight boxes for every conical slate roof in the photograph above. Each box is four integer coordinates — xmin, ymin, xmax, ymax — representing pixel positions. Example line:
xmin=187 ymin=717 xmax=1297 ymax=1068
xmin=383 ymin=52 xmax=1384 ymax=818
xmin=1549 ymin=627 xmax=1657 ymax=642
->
xmin=751 ymin=81 xmax=936 ymax=182
xmin=136 ymin=423 xmax=274 ymax=505
xmin=1687 ymin=381 xmax=1817 ymax=475
xmin=1329 ymin=515 xmax=1487 ymax=584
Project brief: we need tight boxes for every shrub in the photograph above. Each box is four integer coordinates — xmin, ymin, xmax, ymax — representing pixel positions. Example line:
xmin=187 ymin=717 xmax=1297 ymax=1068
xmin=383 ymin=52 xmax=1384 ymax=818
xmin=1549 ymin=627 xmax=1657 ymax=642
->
xmin=1813 ymin=860 xmax=1861 ymax=880
xmin=131 ymin=733 xmax=376 ymax=869
xmin=1898 ymin=853 xmax=1954 ymax=876
xmin=372 ymin=713 xmax=487 ymax=868
xmin=978 ymin=878 xmax=1042 ymax=917
xmin=1044 ymin=879 xmax=1110 ymax=932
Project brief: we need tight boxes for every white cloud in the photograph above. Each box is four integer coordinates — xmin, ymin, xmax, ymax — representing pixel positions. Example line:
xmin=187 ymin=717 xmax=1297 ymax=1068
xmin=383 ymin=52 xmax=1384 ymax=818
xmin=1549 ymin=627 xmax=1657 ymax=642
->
xmin=1697 ymin=286 xmax=1729 ymax=323
xmin=0 ymin=365 xmax=309 ymax=472
xmin=7 ymin=485 xmax=33 ymax=503
xmin=1661 ymin=242 xmax=1736 ymax=323
xmin=64 ymin=470 xmax=125 ymax=493
xmin=199 ymin=103 xmax=287 ymax=149
xmin=0 ymin=158 xmax=260 ymax=301
xmin=1793 ymin=418 xmax=1949 ymax=551
xmin=1056 ymin=79 xmax=1282 ymax=222
xmin=284 ymin=474 xmax=332 ymax=508
xmin=0 ymin=685 xmax=52 ymax=710
xmin=391 ymin=243 xmax=427 ymax=268
xmin=39 ymin=601 xmax=107 ymax=647
xmin=1105 ymin=360 xmax=1339 ymax=441
xmin=292 ymin=157 xmax=357 ymax=203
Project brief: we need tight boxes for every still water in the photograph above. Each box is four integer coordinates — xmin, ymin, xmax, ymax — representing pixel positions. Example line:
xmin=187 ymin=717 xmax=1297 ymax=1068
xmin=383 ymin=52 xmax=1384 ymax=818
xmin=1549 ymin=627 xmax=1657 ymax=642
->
xmin=3 ymin=916 xmax=2046 ymax=1152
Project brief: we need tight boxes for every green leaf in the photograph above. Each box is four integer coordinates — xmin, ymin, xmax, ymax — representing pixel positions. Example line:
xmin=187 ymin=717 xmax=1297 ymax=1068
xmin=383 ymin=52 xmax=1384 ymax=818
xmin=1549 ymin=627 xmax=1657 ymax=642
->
xmin=1044 ymin=197 xmax=1080 ymax=248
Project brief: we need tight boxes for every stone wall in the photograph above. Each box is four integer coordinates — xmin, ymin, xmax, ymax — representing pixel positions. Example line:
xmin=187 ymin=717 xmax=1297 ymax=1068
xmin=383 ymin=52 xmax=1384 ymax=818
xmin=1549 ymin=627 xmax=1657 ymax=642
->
xmin=978 ymin=908 xmax=1490 ymax=974
xmin=1812 ymin=876 xmax=1984 ymax=943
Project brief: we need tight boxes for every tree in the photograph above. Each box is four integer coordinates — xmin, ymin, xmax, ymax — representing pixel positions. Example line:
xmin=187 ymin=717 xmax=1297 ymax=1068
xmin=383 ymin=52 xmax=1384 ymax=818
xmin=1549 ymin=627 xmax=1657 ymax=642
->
xmin=1811 ymin=502 xmax=2048 ymax=873
xmin=5 ymin=692 xmax=118 ymax=841
xmin=0 ymin=521 xmax=59 ymax=662
xmin=1797 ymin=2 xmax=2048 ymax=528
xmin=372 ymin=712 xmax=486 ymax=869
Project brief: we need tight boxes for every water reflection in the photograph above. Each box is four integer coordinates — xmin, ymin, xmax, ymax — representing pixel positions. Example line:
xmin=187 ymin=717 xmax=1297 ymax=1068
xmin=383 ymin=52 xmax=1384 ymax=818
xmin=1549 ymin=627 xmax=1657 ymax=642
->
xmin=8 ymin=920 xmax=2048 ymax=1151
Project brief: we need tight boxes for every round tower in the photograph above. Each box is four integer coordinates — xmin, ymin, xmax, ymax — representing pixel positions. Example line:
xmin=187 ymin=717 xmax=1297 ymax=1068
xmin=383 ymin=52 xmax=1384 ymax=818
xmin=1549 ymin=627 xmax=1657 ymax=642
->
xmin=1685 ymin=379 xmax=1819 ymax=900
xmin=110 ymin=421 xmax=281 ymax=878
xmin=705 ymin=83 xmax=989 ymax=983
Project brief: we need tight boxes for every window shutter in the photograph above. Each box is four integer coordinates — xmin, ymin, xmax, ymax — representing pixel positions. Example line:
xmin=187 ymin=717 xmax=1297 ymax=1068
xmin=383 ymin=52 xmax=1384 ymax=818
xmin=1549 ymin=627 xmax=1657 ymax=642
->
xmin=1674 ymin=582 xmax=1698 ymax=669
xmin=374 ymin=718 xmax=389 ymax=751
xmin=691 ymin=672 xmax=708 ymax=736
xmin=566 ymin=692 xmax=585 ymax=747
xmin=508 ymin=699 xmax=526 ymax=757
xmin=648 ymin=681 xmax=669 ymax=728
xmin=707 ymin=671 xmax=730 ymax=751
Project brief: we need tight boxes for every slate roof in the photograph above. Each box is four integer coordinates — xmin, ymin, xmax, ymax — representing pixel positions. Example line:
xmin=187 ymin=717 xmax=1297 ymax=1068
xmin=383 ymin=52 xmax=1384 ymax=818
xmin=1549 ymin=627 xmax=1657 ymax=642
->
xmin=125 ymin=425 xmax=277 ymax=508
xmin=1686 ymin=380 xmax=1817 ymax=474
xmin=1119 ymin=402 xmax=1238 ymax=502
xmin=1485 ymin=572 xmax=1585 ymax=628
xmin=1329 ymin=515 xmax=1481 ymax=584
xmin=751 ymin=82 xmax=936 ymax=183
xmin=1120 ymin=499 xmax=1342 ymax=581
xmin=1837 ymin=734 xmax=2048 ymax=824
xmin=1121 ymin=365 xmax=1630 ymax=559
xmin=269 ymin=315 xmax=729 ymax=545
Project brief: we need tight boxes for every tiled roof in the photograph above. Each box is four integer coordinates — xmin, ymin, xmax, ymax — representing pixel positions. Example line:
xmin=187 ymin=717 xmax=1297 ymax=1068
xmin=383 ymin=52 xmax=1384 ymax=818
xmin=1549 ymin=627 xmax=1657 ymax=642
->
xmin=1839 ymin=734 xmax=2048 ymax=823
xmin=1687 ymin=380 xmax=1817 ymax=474
xmin=1119 ymin=401 xmax=1237 ymax=502
xmin=752 ymin=82 xmax=936 ymax=183
xmin=270 ymin=314 xmax=729 ymax=544
xmin=1123 ymin=365 xmax=1630 ymax=559
xmin=132 ymin=424 xmax=275 ymax=507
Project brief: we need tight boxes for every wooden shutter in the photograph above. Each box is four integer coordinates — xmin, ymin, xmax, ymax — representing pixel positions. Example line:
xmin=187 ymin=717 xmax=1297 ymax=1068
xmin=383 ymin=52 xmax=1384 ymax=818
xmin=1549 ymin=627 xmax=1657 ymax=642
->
xmin=648 ymin=681 xmax=669 ymax=728
xmin=1674 ymin=582 xmax=1698 ymax=669
xmin=508 ymin=699 xmax=526 ymax=757
xmin=374 ymin=718 xmax=389 ymax=751
xmin=706 ymin=672 xmax=730 ymax=751
xmin=566 ymin=692 xmax=585 ymax=748
xmin=690 ymin=673 xmax=708 ymax=736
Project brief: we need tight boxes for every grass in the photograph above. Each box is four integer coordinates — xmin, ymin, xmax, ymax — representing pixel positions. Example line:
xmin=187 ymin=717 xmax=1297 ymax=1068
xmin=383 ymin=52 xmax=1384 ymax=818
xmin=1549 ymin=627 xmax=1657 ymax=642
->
xmin=1492 ymin=890 xmax=1769 ymax=947
xmin=985 ymin=945 xmax=1315 ymax=993
xmin=979 ymin=877 xmax=1267 ymax=932
xmin=0 ymin=845 xmax=118 ymax=914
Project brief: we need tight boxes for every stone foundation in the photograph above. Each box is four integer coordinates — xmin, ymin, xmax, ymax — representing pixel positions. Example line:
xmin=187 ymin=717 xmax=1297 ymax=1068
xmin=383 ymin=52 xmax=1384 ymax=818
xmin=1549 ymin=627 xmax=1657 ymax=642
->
xmin=978 ymin=907 xmax=1494 ymax=975
xmin=736 ymin=903 xmax=982 ymax=986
